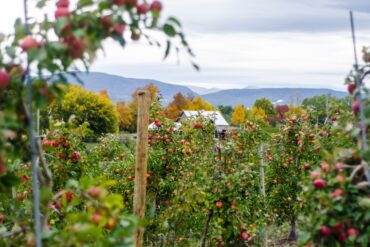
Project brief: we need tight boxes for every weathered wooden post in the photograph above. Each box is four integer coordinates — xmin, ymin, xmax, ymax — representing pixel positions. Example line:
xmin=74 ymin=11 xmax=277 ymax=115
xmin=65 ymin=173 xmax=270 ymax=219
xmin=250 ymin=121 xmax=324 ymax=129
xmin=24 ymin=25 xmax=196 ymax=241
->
xmin=258 ymin=144 xmax=268 ymax=247
xmin=133 ymin=90 xmax=151 ymax=247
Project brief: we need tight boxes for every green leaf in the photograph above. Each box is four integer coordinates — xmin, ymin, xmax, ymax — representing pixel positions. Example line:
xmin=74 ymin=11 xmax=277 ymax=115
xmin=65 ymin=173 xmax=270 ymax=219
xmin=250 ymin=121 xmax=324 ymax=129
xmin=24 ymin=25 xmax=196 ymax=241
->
xmin=14 ymin=18 xmax=24 ymax=39
xmin=5 ymin=46 xmax=16 ymax=58
xmin=163 ymin=24 xmax=177 ymax=37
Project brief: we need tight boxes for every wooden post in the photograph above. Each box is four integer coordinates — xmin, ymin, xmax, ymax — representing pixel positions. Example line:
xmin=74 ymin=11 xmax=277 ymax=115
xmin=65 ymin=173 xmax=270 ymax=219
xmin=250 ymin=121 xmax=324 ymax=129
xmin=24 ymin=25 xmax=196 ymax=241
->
xmin=133 ymin=90 xmax=151 ymax=247
xmin=258 ymin=144 xmax=268 ymax=247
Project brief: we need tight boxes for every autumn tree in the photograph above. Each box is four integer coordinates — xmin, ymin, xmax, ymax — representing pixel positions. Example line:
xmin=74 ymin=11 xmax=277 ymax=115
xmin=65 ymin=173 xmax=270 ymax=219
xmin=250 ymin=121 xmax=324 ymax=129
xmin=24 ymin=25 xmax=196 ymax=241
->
xmin=246 ymin=106 xmax=267 ymax=122
xmin=187 ymin=96 xmax=214 ymax=111
xmin=99 ymin=89 xmax=110 ymax=100
xmin=164 ymin=92 xmax=190 ymax=120
xmin=275 ymin=104 xmax=290 ymax=122
xmin=50 ymin=85 xmax=119 ymax=136
xmin=231 ymin=104 xmax=246 ymax=126
xmin=254 ymin=98 xmax=276 ymax=118
xmin=116 ymin=101 xmax=134 ymax=131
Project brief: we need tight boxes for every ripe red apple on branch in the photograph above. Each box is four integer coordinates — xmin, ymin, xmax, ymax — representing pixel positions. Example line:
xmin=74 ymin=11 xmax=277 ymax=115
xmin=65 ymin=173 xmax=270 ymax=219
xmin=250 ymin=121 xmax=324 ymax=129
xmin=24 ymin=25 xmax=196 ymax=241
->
xmin=0 ymin=71 xmax=10 ymax=90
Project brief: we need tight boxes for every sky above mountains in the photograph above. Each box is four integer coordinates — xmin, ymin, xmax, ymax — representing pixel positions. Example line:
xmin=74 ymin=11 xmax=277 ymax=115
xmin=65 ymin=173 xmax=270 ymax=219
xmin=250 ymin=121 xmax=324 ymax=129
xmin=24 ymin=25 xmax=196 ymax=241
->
xmin=1 ymin=0 xmax=370 ymax=90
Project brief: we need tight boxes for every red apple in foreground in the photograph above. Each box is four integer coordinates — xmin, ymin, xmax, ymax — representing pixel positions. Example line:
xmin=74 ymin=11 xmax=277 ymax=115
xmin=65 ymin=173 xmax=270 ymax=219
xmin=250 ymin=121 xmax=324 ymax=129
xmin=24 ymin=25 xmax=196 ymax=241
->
xmin=137 ymin=4 xmax=148 ymax=14
xmin=21 ymin=37 xmax=38 ymax=51
xmin=150 ymin=1 xmax=163 ymax=11
xmin=56 ymin=0 xmax=69 ymax=8
xmin=55 ymin=7 xmax=70 ymax=19
xmin=101 ymin=15 xmax=112 ymax=28
xmin=352 ymin=100 xmax=360 ymax=114
xmin=0 ymin=214 xmax=4 ymax=222
xmin=0 ymin=71 xmax=10 ymax=90
xmin=347 ymin=83 xmax=356 ymax=94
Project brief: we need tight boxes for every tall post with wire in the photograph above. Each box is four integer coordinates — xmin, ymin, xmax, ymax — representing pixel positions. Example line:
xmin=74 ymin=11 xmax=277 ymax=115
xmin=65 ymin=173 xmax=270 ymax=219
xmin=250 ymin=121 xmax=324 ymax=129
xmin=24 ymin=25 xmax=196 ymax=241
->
xmin=23 ymin=0 xmax=42 ymax=246
xmin=350 ymin=11 xmax=370 ymax=181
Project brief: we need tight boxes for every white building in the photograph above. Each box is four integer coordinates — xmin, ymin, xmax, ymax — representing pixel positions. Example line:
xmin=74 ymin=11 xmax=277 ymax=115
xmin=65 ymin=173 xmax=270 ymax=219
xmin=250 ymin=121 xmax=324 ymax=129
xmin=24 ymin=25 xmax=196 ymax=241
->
xmin=178 ymin=110 xmax=230 ymax=131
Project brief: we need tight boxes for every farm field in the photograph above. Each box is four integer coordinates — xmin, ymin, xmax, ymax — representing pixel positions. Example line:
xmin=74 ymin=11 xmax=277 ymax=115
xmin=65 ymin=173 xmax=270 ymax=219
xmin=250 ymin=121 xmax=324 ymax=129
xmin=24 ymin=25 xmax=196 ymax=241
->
xmin=0 ymin=0 xmax=370 ymax=247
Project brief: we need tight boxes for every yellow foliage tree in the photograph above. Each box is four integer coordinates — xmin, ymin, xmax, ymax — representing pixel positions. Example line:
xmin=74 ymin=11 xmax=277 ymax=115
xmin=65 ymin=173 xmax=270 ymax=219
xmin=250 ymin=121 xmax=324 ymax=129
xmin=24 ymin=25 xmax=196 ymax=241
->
xmin=187 ymin=96 xmax=214 ymax=111
xmin=116 ymin=101 xmax=134 ymax=130
xmin=231 ymin=104 xmax=246 ymax=126
xmin=50 ymin=85 xmax=119 ymax=135
xmin=286 ymin=104 xmax=306 ymax=117
xmin=247 ymin=106 xmax=267 ymax=121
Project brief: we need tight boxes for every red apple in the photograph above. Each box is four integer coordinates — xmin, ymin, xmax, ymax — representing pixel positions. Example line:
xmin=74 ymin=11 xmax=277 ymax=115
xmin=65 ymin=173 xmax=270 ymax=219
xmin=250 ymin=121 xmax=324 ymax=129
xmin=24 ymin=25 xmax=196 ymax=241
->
xmin=347 ymin=83 xmax=356 ymax=94
xmin=303 ymin=163 xmax=310 ymax=170
xmin=313 ymin=178 xmax=326 ymax=189
xmin=338 ymin=232 xmax=347 ymax=242
xmin=319 ymin=225 xmax=331 ymax=237
xmin=43 ymin=139 xmax=52 ymax=147
xmin=55 ymin=7 xmax=70 ymax=19
xmin=21 ymin=37 xmax=38 ymax=51
xmin=65 ymin=192 xmax=74 ymax=202
xmin=352 ymin=100 xmax=360 ymax=114
xmin=215 ymin=201 xmax=222 ymax=209
xmin=119 ymin=153 xmax=125 ymax=158
xmin=241 ymin=232 xmax=250 ymax=240
xmin=56 ymin=0 xmax=69 ymax=8
xmin=331 ymin=115 xmax=337 ymax=122
xmin=137 ymin=4 xmax=148 ymax=14
xmin=52 ymin=141 xmax=59 ymax=147
xmin=112 ymin=23 xmax=125 ymax=34
xmin=150 ymin=1 xmax=163 ymax=11
xmin=332 ymin=222 xmax=344 ymax=233
xmin=101 ymin=15 xmax=112 ymax=28
xmin=0 ymin=214 xmax=4 ymax=222
xmin=347 ymin=228 xmax=359 ymax=237
xmin=72 ymin=151 xmax=81 ymax=160
xmin=331 ymin=188 xmax=344 ymax=198
xmin=193 ymin=122 xmax=202 ymax=129
xmin=91 ymin=213 xmax=102 ymax=225
xmin=69 ymin=38 xmax=84 ymax=59
xmin=321 ymin=162 xmax=329 ymax=173
xmin=88 ymin=187 xmax=101 ymax=198
xmin=0 ymin=71 xmax=10 ymax=90
xmin=21 ymin=175 xmax=29 ymax=182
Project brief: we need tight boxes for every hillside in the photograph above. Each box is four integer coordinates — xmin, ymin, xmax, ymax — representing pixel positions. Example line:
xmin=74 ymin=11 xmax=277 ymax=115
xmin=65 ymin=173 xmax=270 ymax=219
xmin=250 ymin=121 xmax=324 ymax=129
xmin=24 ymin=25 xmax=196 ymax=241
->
xmin=64 ymin=72 xmax=347 ymax=107
xmin=64 ymin=72 xmax=197 ymax=104
xmin=202 ymin=88 xmax=347 ymax=107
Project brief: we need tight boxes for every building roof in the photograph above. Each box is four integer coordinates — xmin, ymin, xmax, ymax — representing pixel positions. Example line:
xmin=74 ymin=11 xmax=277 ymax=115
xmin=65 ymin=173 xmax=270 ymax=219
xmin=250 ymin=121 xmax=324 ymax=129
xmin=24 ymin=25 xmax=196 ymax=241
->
xmin=180 ymin=111 xmax=229 ymax=126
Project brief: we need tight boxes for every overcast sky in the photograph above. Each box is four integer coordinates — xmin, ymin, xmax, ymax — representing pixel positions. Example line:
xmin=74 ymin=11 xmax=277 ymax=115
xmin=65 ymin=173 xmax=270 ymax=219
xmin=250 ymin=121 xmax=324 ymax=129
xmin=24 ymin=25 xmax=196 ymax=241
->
xmin=1 ymin=0 xmax=370 ymax=90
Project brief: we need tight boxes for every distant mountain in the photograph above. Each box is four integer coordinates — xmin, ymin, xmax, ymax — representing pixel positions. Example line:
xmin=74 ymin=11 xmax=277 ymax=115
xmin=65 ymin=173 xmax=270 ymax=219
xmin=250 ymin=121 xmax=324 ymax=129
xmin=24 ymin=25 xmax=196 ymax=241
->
xmin=202 ymin=88 xmax=347 ymax=107
xmin=63 ymin=72 xmax=348 ymax=107
xmin=188 ymin=86 xmax=222 ymax=95
xmin=64 ymin=72 xmax=197 ymax=105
